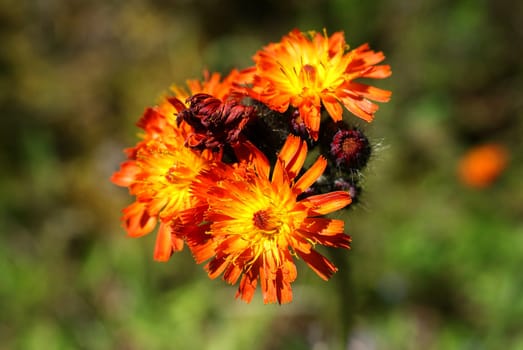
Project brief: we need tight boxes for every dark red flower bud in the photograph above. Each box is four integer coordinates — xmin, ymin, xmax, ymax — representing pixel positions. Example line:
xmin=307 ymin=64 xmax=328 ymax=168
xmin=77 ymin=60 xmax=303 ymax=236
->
xmin=177 ymin=93 xmax=256 ymax=151
xmin=330 ymin=127 xmax=371 ymax=171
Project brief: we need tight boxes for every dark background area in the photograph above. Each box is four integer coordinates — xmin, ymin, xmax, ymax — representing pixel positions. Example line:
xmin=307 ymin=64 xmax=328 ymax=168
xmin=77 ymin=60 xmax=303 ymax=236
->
xmin=1 ymin=0 xmax=522 ymax=349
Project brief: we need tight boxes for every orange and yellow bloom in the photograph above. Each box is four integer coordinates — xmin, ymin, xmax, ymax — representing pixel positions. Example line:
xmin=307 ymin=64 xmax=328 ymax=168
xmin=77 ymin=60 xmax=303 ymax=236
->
xmin=192 ymin=136 xmax=352 ymax=304
xmin=246 ymin=29 xmax=391 ymax=139
xmin=112 ymin=98 xmax=219 ymax=261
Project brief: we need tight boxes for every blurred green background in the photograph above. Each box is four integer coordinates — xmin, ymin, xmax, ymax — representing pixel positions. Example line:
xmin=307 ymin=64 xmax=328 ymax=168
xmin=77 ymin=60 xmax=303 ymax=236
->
xmin=1 ymin=0 xmax=522 ymax=349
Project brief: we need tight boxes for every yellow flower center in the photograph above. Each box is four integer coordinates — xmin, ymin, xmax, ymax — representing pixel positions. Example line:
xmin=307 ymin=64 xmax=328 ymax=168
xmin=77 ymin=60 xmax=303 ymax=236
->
xmin=252 ymin=209 xmax=281 ymax=234
xmin=247 ymin=203 xmax=294 ymax=265
xmin=280 ymin=56 xmax=346 ymax=100
xmin=299 ymin=64 xmax=317 ymax=87
xmin=165 ymin=164 xmax=182 ymax=183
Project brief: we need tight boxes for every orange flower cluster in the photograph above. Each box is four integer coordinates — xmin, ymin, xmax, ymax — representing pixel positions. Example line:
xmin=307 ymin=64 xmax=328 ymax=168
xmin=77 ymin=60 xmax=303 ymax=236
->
xmin=112 ymin=29 xmax=391 ymax=304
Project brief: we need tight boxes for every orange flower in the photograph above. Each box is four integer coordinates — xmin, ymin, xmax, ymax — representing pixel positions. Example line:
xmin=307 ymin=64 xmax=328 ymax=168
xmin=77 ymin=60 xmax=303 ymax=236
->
xmin=192 ymin=135 xmax=352 ymax=304
xmin=246 ymin=29 xmax=391 ymax=139
xmin=458 ymin=143 xmax=508 ymax=188
xmin=111 ymin=98 xmax=219 ymax=261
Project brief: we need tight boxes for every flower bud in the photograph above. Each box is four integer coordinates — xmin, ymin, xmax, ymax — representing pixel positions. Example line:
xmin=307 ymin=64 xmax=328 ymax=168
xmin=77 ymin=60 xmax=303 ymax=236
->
xmin=330 ymin=126 xmax=371 ymax=171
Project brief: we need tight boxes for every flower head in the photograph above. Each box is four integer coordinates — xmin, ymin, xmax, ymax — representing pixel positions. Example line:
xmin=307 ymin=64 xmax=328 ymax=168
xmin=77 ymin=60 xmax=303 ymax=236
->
xmin=192 ymin=135 xmax=352 ymax=304
xmin=111 ymin=98 xmax=219 ymax=261
xmin=330 ymin=126 xmax=371 ymax=171
xmin=247 ymin=29 xmax=391 ymax=139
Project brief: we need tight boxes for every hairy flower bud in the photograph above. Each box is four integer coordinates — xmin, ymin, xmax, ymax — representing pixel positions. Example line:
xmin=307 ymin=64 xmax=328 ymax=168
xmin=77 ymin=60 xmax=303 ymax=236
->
xmin=330 ymin=127 xmax=371 ymax=171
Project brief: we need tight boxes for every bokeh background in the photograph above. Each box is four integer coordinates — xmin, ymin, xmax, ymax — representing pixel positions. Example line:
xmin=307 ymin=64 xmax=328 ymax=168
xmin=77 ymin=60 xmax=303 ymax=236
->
xmin=1 ymin=0 xmax=522 ymax=349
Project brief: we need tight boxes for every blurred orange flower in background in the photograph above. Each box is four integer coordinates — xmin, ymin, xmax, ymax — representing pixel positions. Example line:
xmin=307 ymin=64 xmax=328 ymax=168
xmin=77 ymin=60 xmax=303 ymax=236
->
xmin=458 ymin=143 xmax=508 ymax=188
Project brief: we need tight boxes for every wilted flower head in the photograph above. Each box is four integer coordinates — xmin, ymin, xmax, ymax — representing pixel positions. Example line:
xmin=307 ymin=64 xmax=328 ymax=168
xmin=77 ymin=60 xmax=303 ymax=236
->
xmin=177 ymin=93 xmax=256 ymax=151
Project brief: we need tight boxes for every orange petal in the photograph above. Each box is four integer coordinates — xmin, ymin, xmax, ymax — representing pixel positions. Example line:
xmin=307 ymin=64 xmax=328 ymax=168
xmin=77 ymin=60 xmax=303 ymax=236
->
xmin=282 ymin=249 xmax=298 ymax=282
xmin=344 ymin=82 xmax=392 ymax=102
xmin=340 ymin=96 xmax=377 ymax=122
xmin=206 ymin=256 xmax=229 ymax=279
xmin=275 ymin=135 xmax=307 ymax=181
xmin=170 ymin=221 xmax=185 ymax=252
xmin=295 ymin=248 xmax=337 ymax=281
xmin=285 ymin=138 xmax=308 ymax=180
xmin=147 ymin=197 xmax=169 ymax=217
xmin=172 ymin=236 xmax=184 ymax=252
xmin=294 ymin=156 xmax=327 ymax=193
xmin=275 ymin=268 xmax=293 ymax=304
xmin=260 ymin=258 xmax=277 ymax=304
xmin=121 ymin=202 xmax=157 ymax=237
xmin=185 ymin=223 xmax=215 ymax=264
xmin=236 ymin=267 xmax=259 ymax=303
xmin=277 ymin=135 xmax=302 ymax=167
xmin=153 ymin=221 xmax=174 ymax=262
xmin=234 ymin=141 xmax=270 ymax=179
xmin=362 ymin=64 xmax=392 ymax=79
xmin=301 ymin=191 xmax=352 ymax=216
xmin=322 ymin=97 xmax=343 ymax=123
xmin=111 ymin=161 xmax=140 ymax=187
xmin=298 ymin=218 xmax=351 ymax=248
xmin=348 ymin=43 xmax=387 ymax=68
xmin=299 ymin=103 xmax=321 ymax=140
xmin=223 ymin=264 xmax=242 ymax=284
